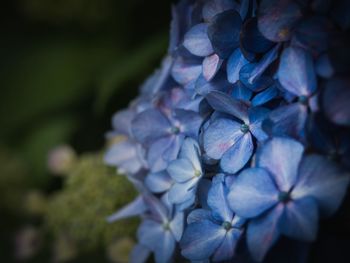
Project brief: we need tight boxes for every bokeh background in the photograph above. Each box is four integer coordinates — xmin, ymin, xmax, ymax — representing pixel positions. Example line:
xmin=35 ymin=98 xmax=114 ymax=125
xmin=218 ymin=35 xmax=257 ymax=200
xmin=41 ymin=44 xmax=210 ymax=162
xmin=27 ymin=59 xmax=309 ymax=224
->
xmin=0 ymin=0 xmax=172 ymax=262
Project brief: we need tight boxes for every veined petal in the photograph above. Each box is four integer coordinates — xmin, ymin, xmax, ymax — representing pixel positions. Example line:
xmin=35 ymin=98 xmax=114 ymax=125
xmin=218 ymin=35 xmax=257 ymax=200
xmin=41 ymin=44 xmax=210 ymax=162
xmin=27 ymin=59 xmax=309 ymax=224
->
xmin=167 ymin=158 xmax=196 ymax=183
xmin=257 ymin=137 xmax=304 ymax=192
xmin=220 ymin=133 xmax=254 ymax=174
xmin=179 ymin=137 xmax=202 ymax=171
xmin=280 ymin=197 xmax=319 ymax=241
xmin=180 ymin=220 xmax=226 ymax=261
xmin=184 ymin=23 xmax=214 ymax=57
xmin=228 ymin=168 xmax=279 ymax=218
xmin=292 ymin=155 xmax=350 ymax=216
xmin=247 ymin=204 xmax=284 ymax=262
xmin=203 ymin=118 xmax=243 ymax=159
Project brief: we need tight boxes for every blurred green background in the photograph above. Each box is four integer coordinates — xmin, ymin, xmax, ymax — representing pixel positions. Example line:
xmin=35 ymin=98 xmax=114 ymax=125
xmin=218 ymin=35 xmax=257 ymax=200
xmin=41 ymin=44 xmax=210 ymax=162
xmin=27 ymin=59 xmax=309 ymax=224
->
xmin=0 ymin=0 xmax=172 ymax=262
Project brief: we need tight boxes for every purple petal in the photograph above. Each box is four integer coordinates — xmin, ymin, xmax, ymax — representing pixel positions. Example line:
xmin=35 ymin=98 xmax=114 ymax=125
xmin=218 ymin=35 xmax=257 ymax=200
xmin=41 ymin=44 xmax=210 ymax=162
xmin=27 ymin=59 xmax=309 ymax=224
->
xmin=206 ymin=91 xmax=249 ymax=121
xmin=107 ymin=196 xmax=147 ymax=222
xmin=187 ymin=209 xmax=212 ymax=224
xmin=208 ymin=10 xmax=242 ymax=58
xmin=227 ymin=48 xmax=250 ymax=84
xmin=180 ymin=220 xmax=226 ymax=261
xmin=184 ymin=23 xmax=214 ymax=57
xmin=145 ymin=171 xmax=173 ymax=193
xmin=202 ymin=54 xmax=223 ymax=81
xmin=258 ymin=0 xmax=303 ymax=42
xmin=278 ymin=47 xmax=317 ymax=97
xmin=132 ymin=109 xmax=171 ymax=146
xmin=203 ymin=118 xmax=243 ymax=159
xmin=212 ymin=228 xmax=243 ymax=262
xmin=280 ymin=197 xmax=319 ymax=241
xmin=247 ymin=204 xmax=284 ymax=262
xmin=228 ymin=168 xmax=279 ymax=218
xmin=323 ymin=77 xmax=350 ymax=126
xmin=221 ymin=133 xmax=254 ymax=174
xmin=292 ymin=155 xmax=350 ymax=216
xmin=202 ymin=0 xmax=239 ymax=22
xmin=208 ymin=174 xmax=233 ymax=222
xmin=171 ymin=56 xmax=202 ymax=85
xmin=257 ymin=137 xmax=304 ymax=192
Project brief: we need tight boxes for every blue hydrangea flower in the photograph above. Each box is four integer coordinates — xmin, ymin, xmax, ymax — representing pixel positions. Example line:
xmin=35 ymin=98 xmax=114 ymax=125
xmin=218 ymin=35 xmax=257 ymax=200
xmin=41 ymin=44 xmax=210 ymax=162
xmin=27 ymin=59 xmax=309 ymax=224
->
xmin=203 ymin=91 xmax=269 ymax=173
xmin=180 ymin=174 xmax=244 ymax=262
xmin=228 ymin=137 xmax=350 ymax=261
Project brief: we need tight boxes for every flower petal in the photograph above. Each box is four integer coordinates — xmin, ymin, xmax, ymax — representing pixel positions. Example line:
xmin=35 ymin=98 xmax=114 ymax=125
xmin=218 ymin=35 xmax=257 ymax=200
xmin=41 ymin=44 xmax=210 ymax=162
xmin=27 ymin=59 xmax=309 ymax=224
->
xmin=227 ymin=48 xmax=249 ymax=84
xmin=167 ymin=158 xmax=196 ymax=183
xmin=187 ymin=209 xmax=212 ymax=224
xmin=171 ymin=56 xmax=202 ymax=85
xmin=170 ymin=212 xmax=185 ymax=242
xmin=179 ymin=137 xmax=202 ymax=171
xmin=202 ymin=54 xmax=223 ymax=81
xmin=145 ymin=171 xmax=173 ymax=193
xmin=230 ymin=81 xmax=253 ymax=102
xmin=202 ymin=0 xmax=239 ymax=22
xmin=184 ymin=23 xmax=214 ymax=57
xmin=168 ymin=179 xmax=198 ymax=205
xmin=228 ymin=168 xmax=279 ymax=218
xmin=107 ymin=196 xmax=147 ymax=222
xmin=130 ymin=244 xmax=150 ymax=263
xmin=174 ymin=109 xmax=203 ymax=138
xmin=257 ymin=137 xmax=304 ymax=192
xmin=251 ymin=85 xmax=279 ymax=107
xmin=212 ymin=228 xmax=243 ymax=262
xmin=248 ymin=107 xmax=270 ymax=141
xmin=220 ymin=133 xmax=254 ymax=174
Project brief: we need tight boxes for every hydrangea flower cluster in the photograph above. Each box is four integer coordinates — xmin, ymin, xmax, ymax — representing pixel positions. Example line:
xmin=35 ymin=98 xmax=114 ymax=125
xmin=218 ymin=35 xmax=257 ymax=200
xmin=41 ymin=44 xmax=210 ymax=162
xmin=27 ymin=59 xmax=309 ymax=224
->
xmin=105 ymin=0 xmax=350 ymax=262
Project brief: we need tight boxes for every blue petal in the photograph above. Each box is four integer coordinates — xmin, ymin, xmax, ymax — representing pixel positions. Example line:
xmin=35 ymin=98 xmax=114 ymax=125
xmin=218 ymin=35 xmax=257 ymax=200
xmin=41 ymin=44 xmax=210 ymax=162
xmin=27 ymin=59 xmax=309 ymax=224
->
xmin=167 ymin=158 xmax=196 ymax=183
xmin=154 ymin=230 xmax=176 ymax=263
xmin=228 ymin=168 xmax=279 ymax=218
xmin=248 ymin=107 xmax=270 ymax=141
xmin=147 ymin=136 xmax=175 ymax=172
xmin=179 ymin=137 xmax=202 ymax=171
xmin=203 ymin=118 xmax=243 ymax=159
xmin=265 ymin=103 xmax=308 ymax=140
xmin=280 ymin=197 xmax=319 ymax=241
xmin=142 ymin=194 xmax=168 ymax=222
xmin=251 ymin=85 xmax=279 ymax=107
xmin=323 ymin=77 xmax=350 ymax=126
xmin=132 ymin=109 xmax=171 ymax=146
xmin=278 ymin=47 xmax=317 ymax=97
xmin=258 ymin=0 xmax=303 ymax=42
xmin=171 ymin=56 xmax=202 ymax=85
xmin=212 ymin=228 xmax=243 ymax=262
xmin=168 ymin=179 xmax=198 ymax=205
xmin=180 ymin=220 xmax=226 ymax=261
xmin=170 ymin=212 xmax=185 ymax=242
xmin=207 ymin=10 xmax=242 ymax=58
xmin=130 ymin=244 xmax=150 ymax=263
xmin=202 ymin=54 xmax=223 ymax=81
xmin=221 ymin=133 xmax=254 ymax=174
xmin=241 ymin=17 xmax=275 ymax=54
xmin=184 ymin=23 xmax=214 ymax=57
xmin=227 ymin=48 xmax=249 ymax=84
xmin=208 ymin=174 xmax=233 ymax=222
xmin=145 ymin=171 xmax=173 ymax=193
xmin=202 ymin=0 xmax=239 ymax=22
xmin=195 ymin=72 xmax=231 ymax=96
xmin=173 ymin=109 xmax=203 ymax=138
xmin=315 ymin=53 xmax=334 ymax=79
xmin=292 ymin=155 xmax=350 ymax=216
xmin=107 ymin=196 xmax=147 ymax=222
xmin=111 ymin=109 xmax=134 ymax=135
xmin=257 ymin=137 xmax=304 ymax=192
xmin=137 ymin=220 xmax=164 ymax=251
xmin=230 ymin=81 xmax=253 ymax=102
xmin=187 ymin=209 xmax=212 ymax=224
xmin=246 ymin=204 xmax=284 ymax=262
xmin=206 ymin=91 xmax=249 ymax=121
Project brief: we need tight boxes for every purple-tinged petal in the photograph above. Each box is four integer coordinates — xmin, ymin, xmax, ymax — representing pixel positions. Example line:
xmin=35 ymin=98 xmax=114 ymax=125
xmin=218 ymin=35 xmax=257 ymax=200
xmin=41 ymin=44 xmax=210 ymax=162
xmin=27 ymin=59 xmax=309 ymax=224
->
xmin=147 ymin=137 xmax=174 ymax=172
xmin=257 ymin=137 xmax=304 ymax=192
xmin=208 ymin=10 xmax=242 ymax=58
xmin=174 ymin=109 xmax=203 ymax=138
xmin=323 ymin=77 xmax=350 ymax=126
xmin=145 ymin=171 xmax=173 ymax=193
xmin=265 ymin=103 xmax=308 ymax=140
xmin=202 ymin=0 xmax=239 ymax=22
xmin=280 ymin=197 xmax=319 ymax=241
xmin=206 ymin=91 xmax=249 ymax=121
xmin=228 ymin=168 xmax=279 ymax=218
xmin=172 ymin=56 xmax=202 ymax=85
xmin=212 ymin=228 xmax=243 ymax=262
xmin=179 ymin=137 xmax=201 ymax=171
xmin=107 ymin=196 xmax=147 ymax=223
xmin=170 ymin=212 xmax=185 ymax=242
xmin=247 ymin=204 xmax=284 ymax=262
xmin=278 ymin=47 xmax=317 ymax=97
xmin=251 ymin=86 xmax=279 ymax=107
xmin=315 ymin=53 xmax=334 ymax=79
xmin=184 ymin=23 xmax=214 ymax=57
xmin=258 ymin=0 xmax=303 ymax=42
xmin=167 ymin=158 xmax=197 ymax=183
xmin=180 ymin=220 xmax=226 ymax=261
xmin=130 ymin=244 xmax=150 ymax=263
xmin=132 ymin=109 xmax=171 ymax=146
xmin=168 ymin=179 xmax=198 ymax=205
xmin=292 ymin=155 xmax=350 ymax=216
xmin=208 ymin=174 xmax=233 ymax=222
xmin=203 ymin=118 xmax=243 ymax=159
xmin=227 ymin=48 xmax=250 ymax=84
xmin=241 ymin=18 xmax=275 ymax=54
xmin=203 ymin=54 xmax=223 ymax=81
xmin=187 ymin=209 xmax=212 ymax=224
xmin=230 ymin=81 xmax=253 ymax=102
xmin=221 ymin=133 xmax=254 ymax=174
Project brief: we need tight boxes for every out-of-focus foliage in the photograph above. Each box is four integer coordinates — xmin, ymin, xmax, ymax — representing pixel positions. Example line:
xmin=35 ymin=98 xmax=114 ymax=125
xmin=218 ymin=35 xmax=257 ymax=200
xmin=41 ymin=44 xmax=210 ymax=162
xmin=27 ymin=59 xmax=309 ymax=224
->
xmin=45 ymin=153 xmax=138 ymax=252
